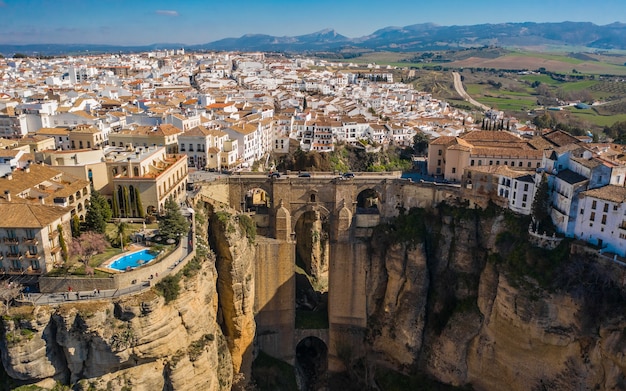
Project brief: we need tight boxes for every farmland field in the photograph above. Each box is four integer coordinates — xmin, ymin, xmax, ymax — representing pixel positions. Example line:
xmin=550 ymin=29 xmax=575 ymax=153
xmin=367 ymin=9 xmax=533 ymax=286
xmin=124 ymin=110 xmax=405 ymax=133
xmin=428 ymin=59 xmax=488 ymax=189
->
xmin=320 ymin=47 xmax=626 ymax=131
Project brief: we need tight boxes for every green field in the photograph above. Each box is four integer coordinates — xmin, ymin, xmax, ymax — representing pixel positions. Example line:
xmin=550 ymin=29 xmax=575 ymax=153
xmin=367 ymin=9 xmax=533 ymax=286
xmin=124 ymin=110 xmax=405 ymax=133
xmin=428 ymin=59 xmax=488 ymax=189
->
xmin=567 ymin=107 xmax=626 ymax=127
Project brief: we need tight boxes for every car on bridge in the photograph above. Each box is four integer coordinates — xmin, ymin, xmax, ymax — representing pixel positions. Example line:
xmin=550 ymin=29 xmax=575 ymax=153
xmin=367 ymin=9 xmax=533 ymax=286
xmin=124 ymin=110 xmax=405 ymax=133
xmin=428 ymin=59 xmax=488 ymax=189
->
xmin=268 ymin=172 xmax=281 ymax=179
xmin=342 ymin=172 xmax=355 ymax=179
xmin=297 ymin=172 xmax=311 ymax=178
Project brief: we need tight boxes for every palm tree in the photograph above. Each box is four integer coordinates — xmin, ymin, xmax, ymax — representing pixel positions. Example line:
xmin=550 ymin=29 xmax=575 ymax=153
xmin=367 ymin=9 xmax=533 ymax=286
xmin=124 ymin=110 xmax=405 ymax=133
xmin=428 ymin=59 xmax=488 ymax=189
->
xmin=116 ymin=221 xmax=129 ymax=251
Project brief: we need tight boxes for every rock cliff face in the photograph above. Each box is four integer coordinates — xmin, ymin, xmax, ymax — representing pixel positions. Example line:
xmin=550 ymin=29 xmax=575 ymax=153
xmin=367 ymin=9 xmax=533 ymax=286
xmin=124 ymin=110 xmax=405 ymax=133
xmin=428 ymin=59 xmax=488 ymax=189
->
xmin=1 ymin=257 xmax=232 ymax=391
xmin=208 ymin=210 xmax=256 ymax=386
xmin=0 ymin=204 xmax=259 ymax=391
xmin=3 ymin=201 xmax=626 ymax=391
xmin=365 ymin=207 xmax=626 ymax=390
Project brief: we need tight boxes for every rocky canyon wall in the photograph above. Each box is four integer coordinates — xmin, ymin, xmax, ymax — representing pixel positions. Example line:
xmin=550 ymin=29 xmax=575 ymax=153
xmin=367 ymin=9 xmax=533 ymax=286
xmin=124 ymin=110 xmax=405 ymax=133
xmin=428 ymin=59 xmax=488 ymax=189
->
xmin=364 ymin=206 xmax=626 ymax=391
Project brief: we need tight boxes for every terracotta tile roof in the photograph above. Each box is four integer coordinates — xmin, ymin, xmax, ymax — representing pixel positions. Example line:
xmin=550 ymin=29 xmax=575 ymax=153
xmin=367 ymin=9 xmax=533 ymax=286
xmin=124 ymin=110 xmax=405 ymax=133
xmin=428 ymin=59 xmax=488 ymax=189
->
xmin=543 ymin=130 xmax=580 ymax=147
xmin=36 ymin=128 xmax=70 ymax=136
xmin=581 ymin=185 xmax=626 ymax=203
xmin=180 ymin=126 xmax=212 ymax=137
xmin=0 ymin=201 xmax=69 ymax=228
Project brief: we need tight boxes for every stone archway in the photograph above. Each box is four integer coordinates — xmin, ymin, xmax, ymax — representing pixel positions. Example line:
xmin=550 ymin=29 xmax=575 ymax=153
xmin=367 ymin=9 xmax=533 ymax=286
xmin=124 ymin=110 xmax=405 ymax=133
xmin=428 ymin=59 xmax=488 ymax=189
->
xmin=292 ymin=206 xmax=330 ymax=333
xmin=296 ymin=336 xmax=328 ymax=391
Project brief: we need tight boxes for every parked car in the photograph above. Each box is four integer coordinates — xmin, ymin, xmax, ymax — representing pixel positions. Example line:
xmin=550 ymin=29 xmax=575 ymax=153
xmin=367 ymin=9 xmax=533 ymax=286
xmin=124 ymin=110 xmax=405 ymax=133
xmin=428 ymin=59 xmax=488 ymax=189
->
xmin=298 ymin=172 xmax=311 ymax=178
xmin=268 ymin=172 xmax=281 ymax=179
xmin=342 ymin=172 xmax=355 ymax=179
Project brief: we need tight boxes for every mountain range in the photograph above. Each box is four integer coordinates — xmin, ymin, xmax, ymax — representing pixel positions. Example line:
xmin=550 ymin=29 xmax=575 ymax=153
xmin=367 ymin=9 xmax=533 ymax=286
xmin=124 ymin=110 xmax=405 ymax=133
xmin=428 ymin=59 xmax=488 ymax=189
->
xmin=2 ymin=22 xmax=626 ymax=56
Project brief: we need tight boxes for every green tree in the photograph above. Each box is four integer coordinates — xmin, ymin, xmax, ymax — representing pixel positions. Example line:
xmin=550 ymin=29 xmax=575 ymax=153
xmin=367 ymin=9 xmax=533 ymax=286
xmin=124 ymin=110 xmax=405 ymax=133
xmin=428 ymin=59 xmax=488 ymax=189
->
xmin=531 ymin=174 xmax=554 ymax=234
xmin=412 ymin=132 xmax=430 ymax=156
xmin=83 ymin=191 xmax=112 ymax=234
xmin=134 ymin=187 xmax=145 ymax=218
xmin=115 ymin=221 xmax=129 ymax=250
xmin=71 ymin=215 xmax=81 ymax=238
xmin=158 ymin=196 xmax=189 ymax=242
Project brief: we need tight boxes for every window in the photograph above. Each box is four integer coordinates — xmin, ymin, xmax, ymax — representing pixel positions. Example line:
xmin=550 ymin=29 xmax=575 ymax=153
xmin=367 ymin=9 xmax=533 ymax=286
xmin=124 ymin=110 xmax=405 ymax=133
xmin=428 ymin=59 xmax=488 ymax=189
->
xmin=437 ymin=159 xmax=441 ymax=166
xmin=602 ymin=214 xmax=607 ymax=224
xmin=452 ymin=168 xmax=456 ymax=174
xmin=524 ymin=184 xmax=529 ymax=191
xmin=528 ymin=162 xmax=532 ymax=168
xmin=603 ymin=203 xmax=609 ymax=213
xmin=519 ymin=162 xmax=523 ymax=167
xmin=496 ymin=161 xmax=500 ymax=165
xmin=614 ymin=205 xmax=619 ymax=211
xmin=180 ymin=144 xmax=185 ymax=151
xmin=590 ymin=212 xmax=596 ymax=221
xmin=592 ymin=200 xmax=597 ymax=210
xmin=523 ymin=194 xmax=527 ymax=202
xmin=470 ymin=160 xmax=475 ymax=166
xmin=489 ymin=160 xmax=493 ymax=165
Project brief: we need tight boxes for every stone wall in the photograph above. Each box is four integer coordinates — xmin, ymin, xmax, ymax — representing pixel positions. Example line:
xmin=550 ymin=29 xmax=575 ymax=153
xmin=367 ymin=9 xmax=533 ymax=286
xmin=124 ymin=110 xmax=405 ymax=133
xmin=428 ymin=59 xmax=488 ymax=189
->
xmin=39 ymin=244 xmax=189 ymax=293
xmin=254 ymin=237 xmax=296 ymax=364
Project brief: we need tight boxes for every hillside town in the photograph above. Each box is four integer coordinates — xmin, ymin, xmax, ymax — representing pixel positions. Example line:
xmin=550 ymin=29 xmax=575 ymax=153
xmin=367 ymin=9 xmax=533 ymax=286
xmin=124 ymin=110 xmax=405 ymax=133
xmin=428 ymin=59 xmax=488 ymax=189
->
xmin=1 ymin=49 xmax=626 ymax=282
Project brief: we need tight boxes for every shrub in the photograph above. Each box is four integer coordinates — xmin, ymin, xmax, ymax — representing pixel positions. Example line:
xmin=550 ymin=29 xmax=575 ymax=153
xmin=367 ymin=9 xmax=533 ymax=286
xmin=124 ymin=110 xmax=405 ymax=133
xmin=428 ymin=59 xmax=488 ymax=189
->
xmin=155 ymin=275 xmax=181 ymax=303
xmin=238 ymin=214 xmax=256 ymax=244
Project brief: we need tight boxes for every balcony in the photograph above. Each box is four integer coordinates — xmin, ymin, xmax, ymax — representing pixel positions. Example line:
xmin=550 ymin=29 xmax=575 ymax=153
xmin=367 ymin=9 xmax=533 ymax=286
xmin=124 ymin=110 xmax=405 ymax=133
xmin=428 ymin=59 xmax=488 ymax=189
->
xmin=22 ymin=237 xmax=39 ymax=245
xmin=24 ymin=252 xmax=40 ymax=260
xmin=3 ymin=237 xmax=19 ymax=244
xmin=5 ymin=252 xmax=23 ymax=260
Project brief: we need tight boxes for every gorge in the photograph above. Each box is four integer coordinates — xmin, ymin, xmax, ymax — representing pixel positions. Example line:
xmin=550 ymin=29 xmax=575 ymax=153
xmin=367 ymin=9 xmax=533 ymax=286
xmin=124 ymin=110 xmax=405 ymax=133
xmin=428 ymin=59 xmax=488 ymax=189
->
xmin=1 ymin=177 xmax=626 ymax=391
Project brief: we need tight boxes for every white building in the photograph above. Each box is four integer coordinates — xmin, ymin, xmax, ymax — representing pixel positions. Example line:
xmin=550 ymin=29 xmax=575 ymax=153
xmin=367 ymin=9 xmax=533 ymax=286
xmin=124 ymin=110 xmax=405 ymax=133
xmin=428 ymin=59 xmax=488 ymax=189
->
xmin=575 ymin=185 xmax=626 ymax=256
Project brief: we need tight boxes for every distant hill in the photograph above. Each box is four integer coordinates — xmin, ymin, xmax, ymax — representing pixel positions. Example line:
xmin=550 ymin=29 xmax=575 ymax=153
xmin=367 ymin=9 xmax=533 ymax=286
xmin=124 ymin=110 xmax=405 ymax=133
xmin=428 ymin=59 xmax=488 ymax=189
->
xmin=2 ymin=22 xmax=626 ymax=56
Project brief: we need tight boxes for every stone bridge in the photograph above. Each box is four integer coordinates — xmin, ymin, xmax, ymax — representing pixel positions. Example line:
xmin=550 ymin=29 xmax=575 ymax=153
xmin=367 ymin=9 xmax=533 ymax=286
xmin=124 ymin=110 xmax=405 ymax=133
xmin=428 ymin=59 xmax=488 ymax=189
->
xmin=198 ymin=172 xmax=461 ymax=372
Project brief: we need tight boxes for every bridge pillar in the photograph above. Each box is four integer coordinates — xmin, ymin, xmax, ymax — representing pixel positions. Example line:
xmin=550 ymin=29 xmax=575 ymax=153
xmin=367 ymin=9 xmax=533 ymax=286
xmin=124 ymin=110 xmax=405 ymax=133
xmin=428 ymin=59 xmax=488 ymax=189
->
xmin=254 ymin=237 xmax=296 ymax=364
xmin=274 ymin=199 xmax=291 ymax=241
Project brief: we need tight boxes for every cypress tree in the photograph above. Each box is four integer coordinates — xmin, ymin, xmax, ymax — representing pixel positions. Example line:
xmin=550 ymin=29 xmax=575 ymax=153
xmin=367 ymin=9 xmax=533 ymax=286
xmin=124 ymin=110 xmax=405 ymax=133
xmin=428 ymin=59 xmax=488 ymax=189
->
xmin=123 ymin=186 xmax=131 ymax=217
xmin=135 ymin=187 xmax=145 ymax=218
xmin=112 ymin=189 xmax=119 ymax=218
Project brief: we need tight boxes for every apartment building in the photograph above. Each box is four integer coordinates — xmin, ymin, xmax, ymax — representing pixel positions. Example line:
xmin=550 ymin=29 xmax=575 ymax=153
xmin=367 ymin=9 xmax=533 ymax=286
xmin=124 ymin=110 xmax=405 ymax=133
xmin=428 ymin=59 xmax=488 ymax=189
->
xmin=0 ymin=201 xmax=72 ymax=275
xmin=429 ymin=131 xmax=544 ymax=182
xmin=178 ymin=126 xmax=229 ymax=169
xmin=69 ymin=125 xmax=105 ymax=150
xmin=103 ymin=146 xmax=188 ymax=217
xmin=108 ymin=124 xmax=182 ymax=154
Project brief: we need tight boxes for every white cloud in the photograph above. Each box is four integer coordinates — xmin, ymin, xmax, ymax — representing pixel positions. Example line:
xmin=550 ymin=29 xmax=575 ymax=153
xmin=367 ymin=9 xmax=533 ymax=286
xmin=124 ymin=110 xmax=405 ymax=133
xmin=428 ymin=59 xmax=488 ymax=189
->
xmin=155 ymin=10 xmax=179 ymax=17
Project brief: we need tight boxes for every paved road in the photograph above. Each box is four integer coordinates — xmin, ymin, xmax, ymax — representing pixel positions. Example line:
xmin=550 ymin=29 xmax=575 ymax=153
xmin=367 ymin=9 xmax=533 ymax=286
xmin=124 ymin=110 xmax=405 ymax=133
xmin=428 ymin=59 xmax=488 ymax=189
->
xmin=452 ymin=71 xmax=491 ymax=112
xmin=16 ymin=235 xmax=192 ymax=306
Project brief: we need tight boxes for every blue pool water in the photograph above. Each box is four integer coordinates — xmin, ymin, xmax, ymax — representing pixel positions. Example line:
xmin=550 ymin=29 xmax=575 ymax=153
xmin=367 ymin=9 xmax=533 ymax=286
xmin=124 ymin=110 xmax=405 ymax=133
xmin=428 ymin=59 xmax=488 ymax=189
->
xmin=108 ymin=249 xmax=157 ymax=271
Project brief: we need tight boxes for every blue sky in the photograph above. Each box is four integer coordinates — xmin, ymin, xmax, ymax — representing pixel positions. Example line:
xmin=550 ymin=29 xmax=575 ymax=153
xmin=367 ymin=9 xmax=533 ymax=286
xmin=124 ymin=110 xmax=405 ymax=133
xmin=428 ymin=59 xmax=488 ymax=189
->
xmin=0 ymin=0 xmax=624 ymax=45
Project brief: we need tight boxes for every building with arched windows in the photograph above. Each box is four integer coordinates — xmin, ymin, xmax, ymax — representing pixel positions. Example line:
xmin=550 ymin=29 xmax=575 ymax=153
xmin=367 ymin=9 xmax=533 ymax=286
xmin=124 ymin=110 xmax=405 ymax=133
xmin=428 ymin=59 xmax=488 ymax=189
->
xmin=103 ymin=145 xmax=188 ymax=217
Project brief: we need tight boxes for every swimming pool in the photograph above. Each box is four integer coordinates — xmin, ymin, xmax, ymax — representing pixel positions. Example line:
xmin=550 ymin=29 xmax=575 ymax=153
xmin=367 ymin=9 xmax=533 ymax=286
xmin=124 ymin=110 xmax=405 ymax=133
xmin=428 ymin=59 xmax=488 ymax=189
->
xmin=107 ymin=249 xmax=157 ymax=271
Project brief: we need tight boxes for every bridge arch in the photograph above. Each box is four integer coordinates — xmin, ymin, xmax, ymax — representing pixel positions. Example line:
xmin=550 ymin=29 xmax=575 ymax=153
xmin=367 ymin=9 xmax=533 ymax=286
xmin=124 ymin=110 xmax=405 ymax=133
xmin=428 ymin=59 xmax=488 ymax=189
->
xmin=296 ymin=336 xmax=328 ymax=390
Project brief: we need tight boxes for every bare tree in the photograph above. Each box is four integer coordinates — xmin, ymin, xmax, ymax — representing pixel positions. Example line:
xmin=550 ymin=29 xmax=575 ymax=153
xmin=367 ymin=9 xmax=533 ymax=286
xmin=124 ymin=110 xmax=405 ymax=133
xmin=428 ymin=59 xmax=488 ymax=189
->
xmin=0 ymin=282 xmax=23 ymax=314
xmin=69 ymin=231 xmax=107 ymax=269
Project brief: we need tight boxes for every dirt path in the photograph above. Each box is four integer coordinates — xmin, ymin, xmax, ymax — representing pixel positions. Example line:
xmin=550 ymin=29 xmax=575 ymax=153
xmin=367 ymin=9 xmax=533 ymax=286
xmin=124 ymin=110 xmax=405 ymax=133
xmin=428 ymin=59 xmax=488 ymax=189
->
xmin=452 ymin=71 xmax=491 ymax=112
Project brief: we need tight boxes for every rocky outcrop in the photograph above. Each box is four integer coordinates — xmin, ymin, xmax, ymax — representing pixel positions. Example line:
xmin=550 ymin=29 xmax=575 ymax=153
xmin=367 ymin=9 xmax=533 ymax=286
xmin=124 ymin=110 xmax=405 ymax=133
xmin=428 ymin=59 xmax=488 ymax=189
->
xmin=366 ymin=207 xmax=626 ymax=390
xmin=208 ymin=210 xmax=256 ymax=386
xmin=1 ymin=255 xmax=232 ymax=391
